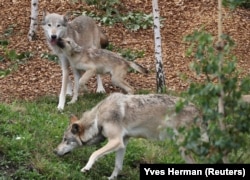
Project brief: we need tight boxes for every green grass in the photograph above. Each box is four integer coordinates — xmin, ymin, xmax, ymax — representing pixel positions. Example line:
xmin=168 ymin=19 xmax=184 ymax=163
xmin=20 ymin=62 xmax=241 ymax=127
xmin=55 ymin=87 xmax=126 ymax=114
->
xmin=0 ymin=93 xmax=183 ymax=180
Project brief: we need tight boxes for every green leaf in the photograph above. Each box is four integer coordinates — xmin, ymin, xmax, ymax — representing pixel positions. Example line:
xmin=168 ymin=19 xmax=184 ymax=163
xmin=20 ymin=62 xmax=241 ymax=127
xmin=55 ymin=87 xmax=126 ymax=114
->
xmin=8 ymin=49 xmax=18 ymax=61
xmin=0 ymin=40 xmax=9 ymax=47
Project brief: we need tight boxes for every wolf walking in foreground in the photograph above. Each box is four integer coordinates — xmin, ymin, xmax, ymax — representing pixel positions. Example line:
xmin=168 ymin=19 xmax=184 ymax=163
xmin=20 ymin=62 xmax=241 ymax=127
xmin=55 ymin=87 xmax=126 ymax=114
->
xmin=54 ymin=93 xmax=205 ymax=179
xmin=42 ymin=11 xmax=109 ymax=111
xmin=56 ymin=37 xmax=148 ymax=97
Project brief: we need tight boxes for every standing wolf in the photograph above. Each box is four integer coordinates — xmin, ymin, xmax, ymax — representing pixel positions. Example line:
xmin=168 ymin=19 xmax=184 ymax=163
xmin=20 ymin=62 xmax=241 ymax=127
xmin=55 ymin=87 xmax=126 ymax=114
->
xmin=54 ymin=93 xmax=206 ymax=179
xmin=42 ymin=11 xmax=108 ymax=110
xmin=56 ymin=37 xmax=148 ymax=96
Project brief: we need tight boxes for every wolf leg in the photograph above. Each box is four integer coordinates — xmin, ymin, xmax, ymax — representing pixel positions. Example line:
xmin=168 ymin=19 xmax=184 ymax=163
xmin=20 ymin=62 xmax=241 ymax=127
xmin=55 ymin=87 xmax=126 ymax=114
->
xmin=57 ymin=56 xmax=72 ymax=97
xmin=68 ymin=68 xmax=80 ymax=104
xmin=79 ymin=70 xmax=96 ymax=92
xmin=66 ymin=78 xmax=73 ymax=96
xmin=111 ymin=72 xmax=134 ymax=94
xmin=108 ymin=138 xmax=129 ymax=180
xmin=96 ymin=75 xmax=106 ymax=93
xmin=81 ymin=138 xmax=123 ymax=173
xmin=57 ymin=57 xmax=70 ymax=111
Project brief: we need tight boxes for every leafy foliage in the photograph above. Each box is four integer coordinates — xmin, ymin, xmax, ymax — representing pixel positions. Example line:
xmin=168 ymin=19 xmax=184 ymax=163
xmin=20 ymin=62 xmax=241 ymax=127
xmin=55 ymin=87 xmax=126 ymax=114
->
xmin=74 ymin=0 xmax=155 ymax=31
xmin=85 ymin=0 xmax=121 ymax=13
xmin=223 ymin=0 xmax=250 ymax=9
xmin=121 ymin=12 xmax=154 ymax=31
xmin=183 ymin=29 xmax=250 ymax=163
xmin=80 ymin=10 xmax=154 ymax=31
xmin=40 ymin=52 xmax=59 ymax=62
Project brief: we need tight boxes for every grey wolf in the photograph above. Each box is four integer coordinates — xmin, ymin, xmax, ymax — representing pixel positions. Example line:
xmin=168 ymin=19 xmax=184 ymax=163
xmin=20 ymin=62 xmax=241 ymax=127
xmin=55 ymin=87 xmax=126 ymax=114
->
xmin=42 ymin=11 xmax=109 ymax=111
xmin=56 ymin=37 xmax=148 ymax=95
xmin=54 ymin=93 xmax=203 ymax=179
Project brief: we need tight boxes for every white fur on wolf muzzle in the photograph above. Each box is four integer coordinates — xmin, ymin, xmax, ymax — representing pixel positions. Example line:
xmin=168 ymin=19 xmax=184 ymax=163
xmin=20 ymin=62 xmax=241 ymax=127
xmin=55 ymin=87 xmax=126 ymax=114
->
xmin=54 ymin=143 xmax=78 ymax=156
xmin=53 ymin=148 xmax=68 ymax=156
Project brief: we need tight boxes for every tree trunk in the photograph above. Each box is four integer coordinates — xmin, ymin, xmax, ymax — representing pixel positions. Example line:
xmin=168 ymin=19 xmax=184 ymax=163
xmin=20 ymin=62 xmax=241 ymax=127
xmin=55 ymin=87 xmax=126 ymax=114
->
xmin=152 ymin=0 xmax=166 ymax=93
xmin=28 ymin=0 xmax=39 ymax=41
xmin=217 ymin=0 xmax=228 ymax=163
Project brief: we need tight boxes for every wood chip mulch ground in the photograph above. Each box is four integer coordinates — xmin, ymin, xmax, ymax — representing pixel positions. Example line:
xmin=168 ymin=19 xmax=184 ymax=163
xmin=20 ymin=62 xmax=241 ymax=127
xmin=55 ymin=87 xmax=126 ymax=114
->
xmin=0 ymin=0 xmax=249 ymax=103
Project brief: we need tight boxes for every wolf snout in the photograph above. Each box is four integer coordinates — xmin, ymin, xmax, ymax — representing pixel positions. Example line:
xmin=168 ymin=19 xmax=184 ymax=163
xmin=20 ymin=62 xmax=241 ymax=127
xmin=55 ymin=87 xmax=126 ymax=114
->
xmin=49 ymin=35 xmax=59 ymax=46
xmin=51 ymin=35 xmax=57 ymax=40
xmin=53 ymin=148 xmax=62 ymax=156
xmin=53 ymin=148 xmax=70 ymax=156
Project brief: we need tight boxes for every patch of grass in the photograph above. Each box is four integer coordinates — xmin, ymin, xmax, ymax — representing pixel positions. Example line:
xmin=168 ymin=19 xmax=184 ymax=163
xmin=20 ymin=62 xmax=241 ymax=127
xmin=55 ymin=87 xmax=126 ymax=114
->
xmin=3 ymin=92 xmax=248 ymax=179
xmin=0 ymin=93 xmax=184 ymax=179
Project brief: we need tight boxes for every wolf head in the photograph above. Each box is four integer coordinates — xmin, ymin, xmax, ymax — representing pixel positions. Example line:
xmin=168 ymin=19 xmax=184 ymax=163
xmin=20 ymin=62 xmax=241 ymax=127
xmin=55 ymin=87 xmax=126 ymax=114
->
xmin=42 ymin=11 xmax=69 ymax=46
xmin=53 ymin=115 xmax=83 ymax=156
xmin=54 ymin=114 xmax=104 ymax=156
xmin=56 ymin=37 xmax=83 ymax=55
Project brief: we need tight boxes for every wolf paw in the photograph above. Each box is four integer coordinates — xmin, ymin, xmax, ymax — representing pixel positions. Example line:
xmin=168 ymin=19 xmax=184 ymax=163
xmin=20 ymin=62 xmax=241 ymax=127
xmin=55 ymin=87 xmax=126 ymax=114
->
xmin=108 ymin=176 xmax=117 ymax=180
xmin=79 ymin=84 xmax=89 ymax=93
xmin=66 ymin=82 xmax=73 ymax=96
xmin=96 ymin=87 xmax=106 ymax=93
xmin=80 ymin=167 xmax=89 ymax=173
xmin=67 ymin=98 xmax=77 ymax=105
xmin=57 ymin=105 xmax=64 ymax=112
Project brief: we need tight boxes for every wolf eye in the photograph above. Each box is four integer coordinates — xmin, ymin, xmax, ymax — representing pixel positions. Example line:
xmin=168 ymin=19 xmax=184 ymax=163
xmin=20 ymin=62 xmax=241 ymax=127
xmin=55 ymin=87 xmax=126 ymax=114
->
xmin=48 ymin=24 xmax=51 ymax=27
xmin=57 ymin=24 xmax=61 ymax=27
xmin=63 ymin=138 xmax=67 ymax=142
xmin=67 ymin=41 xmax=70 ymax=44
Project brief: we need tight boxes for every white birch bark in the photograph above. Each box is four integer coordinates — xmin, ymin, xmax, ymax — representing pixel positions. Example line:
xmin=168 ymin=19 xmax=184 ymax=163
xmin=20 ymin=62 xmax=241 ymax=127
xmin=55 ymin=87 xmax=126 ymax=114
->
xmin=152 ymin=0 xmax=166 ymax=93
xmin=28 ymin=0 xmax=39 ymax=41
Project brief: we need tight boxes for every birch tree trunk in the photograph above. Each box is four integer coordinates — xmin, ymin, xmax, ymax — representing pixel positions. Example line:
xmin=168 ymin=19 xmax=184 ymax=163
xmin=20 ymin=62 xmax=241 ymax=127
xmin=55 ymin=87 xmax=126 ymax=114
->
xmin=28 ymin=0 xmax=39 ymax=41
xmin=152 ymin=0 xmax=166 ymax=93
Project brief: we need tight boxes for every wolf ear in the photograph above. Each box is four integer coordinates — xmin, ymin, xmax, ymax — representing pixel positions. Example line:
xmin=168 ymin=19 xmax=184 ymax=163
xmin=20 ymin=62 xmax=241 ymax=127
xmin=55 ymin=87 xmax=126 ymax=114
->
xmin=42 ymin=9 xmax=49 ymax=25
xmin=71 ymin=123 xmax=80 ymax=134
xmin=70 ymin=114 xmax=78 ymax=124
xmin=73 ymin=45 xmax=83 ymax=53
xmin=63 ymin=12 xmax=71 ymax=24
xmin=71 ymin=41 xmax=82 ymax=53
xmin=43 ymin=9 xmax=49 ymax=16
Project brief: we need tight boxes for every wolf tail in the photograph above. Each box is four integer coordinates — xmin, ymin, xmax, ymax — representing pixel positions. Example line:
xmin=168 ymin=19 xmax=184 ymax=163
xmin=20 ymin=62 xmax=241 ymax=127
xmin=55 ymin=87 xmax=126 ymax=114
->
xmin=127 ymin=61 xmax=148 ymax=74
xmin=99 ymin=28 xmax=109 ymax=49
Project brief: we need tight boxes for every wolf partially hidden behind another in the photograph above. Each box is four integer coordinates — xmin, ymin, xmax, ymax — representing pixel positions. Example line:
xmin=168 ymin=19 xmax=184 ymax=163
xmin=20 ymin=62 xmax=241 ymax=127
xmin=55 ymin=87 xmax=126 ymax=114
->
xmin=56 ymin=37 xmax=148 ymax=96
xmin=54 ymin=93 xmax=205 ymax=180
xmin=42 ymin=11 xmax=109 ymax=111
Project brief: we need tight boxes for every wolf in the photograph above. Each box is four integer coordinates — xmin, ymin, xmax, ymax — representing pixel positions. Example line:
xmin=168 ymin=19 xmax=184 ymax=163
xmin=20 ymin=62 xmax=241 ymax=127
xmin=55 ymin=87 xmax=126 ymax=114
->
xmin=42 ymin=11 xmax=109 ymax=111
xmin=56 ymin=37 xmax=148 ymax=95
xmin=54 ymin=93 xmax=205 ymax=179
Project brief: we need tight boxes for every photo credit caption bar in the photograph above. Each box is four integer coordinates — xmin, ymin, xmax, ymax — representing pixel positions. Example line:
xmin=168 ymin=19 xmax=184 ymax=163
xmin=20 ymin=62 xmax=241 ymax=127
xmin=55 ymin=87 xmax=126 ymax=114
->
xmin=140 ymin=164 xmax=250 ymax=180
